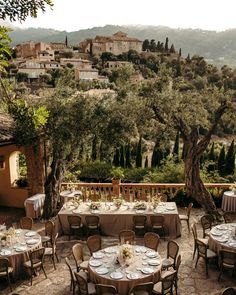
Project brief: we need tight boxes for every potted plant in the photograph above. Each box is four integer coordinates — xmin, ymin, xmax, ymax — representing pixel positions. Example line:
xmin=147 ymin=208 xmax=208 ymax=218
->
xmin=111 ymin=167 xmax=124 ymax=181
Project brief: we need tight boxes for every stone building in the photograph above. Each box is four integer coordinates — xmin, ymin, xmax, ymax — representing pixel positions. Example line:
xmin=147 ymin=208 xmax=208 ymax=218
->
xmin=79 ymin=31 xmax=142 ymax=55
xmin=16 ymin=41 xmax=53 ymax=59
xmin=0 ymin=113 xmax=45 ymax=208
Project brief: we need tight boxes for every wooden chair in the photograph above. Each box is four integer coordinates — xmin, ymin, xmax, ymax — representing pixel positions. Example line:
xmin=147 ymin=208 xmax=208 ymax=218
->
xmin=129 ymin=282 xmax=154 ymax=295
xmin=74 ymin=270 xmax=96 ymax=295
xmin=162 ymin=240 xmax=179 ymax=270
xmin=200 ymin=214 xmax=214 ymax=238
xmin=23 ymin=247 xmax=47 ymax=285
xmin=119 ymin=230 xmax=135 ymax=245
xmin=191 ymin=223 xmax=208 ymax=260
xmin=65 ymin=257 xmax=76 ymax=295
xmin=150 ymin=215 xmax=166 ymax=239
xmin=133 ymin=215 xmax=147 ymax=236
xmin=41 ymin=220 xmax=55 ymax=245
xmin=44 ymin=232 xmax=59 ymax=270
xmin=20 ymin=216 xmax=33 ymax=230
xmin=85 ymin=215 xmax=100 ymax=236
xmin=223 ymin=211 xmax=236 ymax=223
xmin=67 ymin=215 xmax=83 ymax=240
xmin=72 ymin=243 xmax=88 ymax=271
xmin=96 ymin=284 xmax=118 ymax=295
xmin=222 ymin=288 xmax=236 ymax=295
xmin=87 ymin=235 xmax=102 ymax=255
xmin=153 ymin=270 xmax=176 ymax=295
xmin=144 ymin=232 xmax=160 ymax=251
xmin=179 ymin=202 xmax=193 ymax=232
xmin=195 ymin=238 xmax=217 ymax=277
xmin=218 ymin=249 xmax=236 ymax=282
xmin=0 ymin=257 xmax=13 ymax=291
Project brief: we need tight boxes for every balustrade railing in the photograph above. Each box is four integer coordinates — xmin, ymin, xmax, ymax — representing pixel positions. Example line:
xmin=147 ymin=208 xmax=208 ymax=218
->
xmin=61 ymin=181 xmax=232 ymax=201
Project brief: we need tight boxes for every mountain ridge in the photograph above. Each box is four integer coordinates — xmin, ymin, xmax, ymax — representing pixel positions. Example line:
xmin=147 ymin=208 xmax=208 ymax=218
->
xmin=1 ymin=22 xmax=236 ymax=67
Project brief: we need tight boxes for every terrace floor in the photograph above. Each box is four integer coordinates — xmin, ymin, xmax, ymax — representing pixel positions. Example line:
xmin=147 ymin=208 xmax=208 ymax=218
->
xmin=0 ymin=207 xmax=236 ymax=295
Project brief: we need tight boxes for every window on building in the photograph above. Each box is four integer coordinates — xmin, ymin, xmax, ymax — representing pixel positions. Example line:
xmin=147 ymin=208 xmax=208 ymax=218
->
xmin=9 ymin=152 xmax=28 ymax=187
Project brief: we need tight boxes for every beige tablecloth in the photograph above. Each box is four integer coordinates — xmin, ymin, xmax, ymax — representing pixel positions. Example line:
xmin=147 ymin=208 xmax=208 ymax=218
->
xmin=89 ymin=245 xmax=161 ymax=295
xmin=221 ymin=191 xmax=236 ymax=212
xmin=208 ymin=223 xmax=236 ymax=255
xmin=0 ymin=229 xmax=42 ymax=279
xmin=24 ymin=194 xmax=45 ymax=218
xmin=56 ymin=202 xmax=181 ymax=238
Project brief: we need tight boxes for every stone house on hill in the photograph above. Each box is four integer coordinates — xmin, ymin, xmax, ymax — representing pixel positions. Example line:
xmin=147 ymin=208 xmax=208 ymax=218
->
xmin=79 ymin=31 xmax=142 ymax=55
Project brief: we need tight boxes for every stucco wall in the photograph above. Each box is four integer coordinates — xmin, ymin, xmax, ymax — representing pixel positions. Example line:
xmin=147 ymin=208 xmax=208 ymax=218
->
xmin=0 ymin=144 xmax=28 ymax=208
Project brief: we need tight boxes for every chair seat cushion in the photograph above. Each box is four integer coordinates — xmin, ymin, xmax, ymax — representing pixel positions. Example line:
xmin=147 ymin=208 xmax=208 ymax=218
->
xmin=88 ymin=225 xmax=99 ymax=229
xmin=162 ymin=258 xmax=174 ymax=268
xmin=153 ymin=282 xmax=162 ymax=294
xmin=24 ymin=260 xmax=41 ymax=268
xmin=207 ymin=249 xmax=217 ymax=258
xmin=88 ymin=282 xmax=96 ymax=295
xmin=41 ymin=236 xmax=51 ymax=243
xmin=179 ymin=214 xmax=188 ymax=220
xmin=0 ymin=267 xmax=13 ymax=276
xmin=45 ymin=247 xmax=53 ymax=255
xmin=71 ymin=224 xmax=83 ymax=229
xmin=80 ymin=260 xmax=89 ymax=270
xmin=198 ymin=238 xmax=209 ymax=245
xmin=135 ymin=225 xmax=145 ymax=229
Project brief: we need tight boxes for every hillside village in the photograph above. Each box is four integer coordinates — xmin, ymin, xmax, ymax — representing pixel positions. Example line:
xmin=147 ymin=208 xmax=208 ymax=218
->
xmin=10 ymin=31 xmax=179 ymax=89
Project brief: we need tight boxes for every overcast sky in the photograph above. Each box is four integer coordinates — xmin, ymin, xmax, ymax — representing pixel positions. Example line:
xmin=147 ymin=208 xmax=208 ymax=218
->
xmin=13 ymin=0 xmax=236 ymax=32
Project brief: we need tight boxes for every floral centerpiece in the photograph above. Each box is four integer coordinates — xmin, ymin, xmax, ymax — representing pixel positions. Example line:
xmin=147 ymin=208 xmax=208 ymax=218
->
xmin=134 ymin=201 xmax=147 ymax=210
xmin=229 ymin=182 xmax=236 ymax=194
xmin=118 ymin=243 xmax=133 ymax=266
xmin=113 ymin=197 xmax=123 ymax=209
xmin=0 ymin=227 xmax=16 ymax=245
xmin=152 ymin=193 xmax=162 ymax=209
xmin=89 ymin=202 xmax=101 ymax=211
xmin=72 ymin=195 xmax=82 ymax=207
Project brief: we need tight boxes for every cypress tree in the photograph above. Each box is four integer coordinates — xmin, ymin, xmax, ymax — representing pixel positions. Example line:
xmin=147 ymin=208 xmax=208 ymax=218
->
xmin=186 ymin=53 xmax=191 ymax=62
xmin=169 ymin=44 xmax=175 ymax=53
xmin=179 ymin=48 xmax=182 ymax=57
xmin=173 ymin=130 xmax=180 ymax=159
xmin=225 ymin=140 xmax=235 ymax=175
xmin=113 ymin=147 xmax=120 ymax=167
xmin=144 ymin=156 xmax=148 ymax=168
xmin=207 ymin=142 xmax=216 ymax=172
xmin=218 ymin=145 xmax=225 ymax=176
xmin=164 ymin=37 xmax=169 ymax=52
xmin=120 ymin=145 xmax=125 ymax=168
xmin=65 ymin=35 xmax=68 ymax=46
xmin=151 ymin=141 xmax=159 ymax=167
xmin=136 ymin=136 xmax=142 ymax=168
xmin=91 ymin=135 xmax=97 ymax=161
xmin=125 ymin=143 xmax=132 ymax=168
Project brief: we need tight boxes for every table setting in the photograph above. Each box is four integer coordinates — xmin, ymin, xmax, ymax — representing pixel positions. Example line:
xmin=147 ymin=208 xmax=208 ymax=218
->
xmin=209 ymin=223 xmax=236 ymax=253
xmin=88 ymin=244 xmax=161 ymax=295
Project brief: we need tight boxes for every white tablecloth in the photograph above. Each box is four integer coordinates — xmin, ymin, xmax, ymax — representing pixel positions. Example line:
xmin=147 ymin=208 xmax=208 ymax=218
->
xmin=221 ymin=191 xmax=236 ymax=212
xmin=24 ymin=194 xmax=45 ymax=218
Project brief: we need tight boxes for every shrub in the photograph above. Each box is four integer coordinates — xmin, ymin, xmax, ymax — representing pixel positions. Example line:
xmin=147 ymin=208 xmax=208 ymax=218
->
xmin=80 ymin=161 xmax=112 ymax=181
xmin=15 ymin=177 xmax=28 ymax=187
xmin=124 ymin=168 xmax=148 ymax=182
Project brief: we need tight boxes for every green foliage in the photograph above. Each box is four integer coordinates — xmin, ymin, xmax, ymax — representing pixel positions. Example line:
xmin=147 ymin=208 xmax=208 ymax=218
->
xmin=172 ymin=130 xmax=179 ymax=159
xmin=111 ymin=166 xmax=125 ymax=180
xmin=217 ymin=145 xmax=225 ymax=176
xmin=144 ymin=158 xmax=185 ymax=183
xmin=225 ymin=140 xmax=235 ymax=175
xmin=135 ymin=136 xmax=142 ymax=168
xmin=124 ymin=168 xmax=148 ymax=182
xmin=0 ymin=0 xmax=53 ymax=21
xmin=15 ymin=176 xmax=28 ymax=187
xmin=125 ymin=144 xmax=132 ymax=168
xmin=0 ymin=27 xmax=12 ymax=73
xmin=113 ymin=147 xmax=120 ymax=167
xmin=80 ymin=161 xmax=112 ymax=181
xmin=120 ymin=145 xmax=125 ymax=168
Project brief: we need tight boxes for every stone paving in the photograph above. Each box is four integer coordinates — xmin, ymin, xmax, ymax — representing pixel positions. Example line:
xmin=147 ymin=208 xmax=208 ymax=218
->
xmin=0 ymin=208 xmax=236 ymax=295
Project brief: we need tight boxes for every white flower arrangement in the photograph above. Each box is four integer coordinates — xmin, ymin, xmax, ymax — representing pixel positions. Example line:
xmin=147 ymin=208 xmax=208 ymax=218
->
xmin=134 ymin=201 xmax=147 ymax=210
xmin=89 ymin=202 xmax=101 ymax=210
xmin=113 ymin=197 xmax=123 ymax=208
xmin=152 ymin=193 xmax=162 ymax=208
xmin=72 ymin=196 xmax=81 ymax=207
xmin=118 ymin=244 xmax=133 ymax=265
xmin=229 ymin=182 xmax=236 ymax=193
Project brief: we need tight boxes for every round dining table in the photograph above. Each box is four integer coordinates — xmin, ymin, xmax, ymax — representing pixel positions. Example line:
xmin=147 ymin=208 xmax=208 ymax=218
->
xmin=221 ymin=191 xmax=236 ymax=212
xmin=0 ymin=229 xmax=42 ymax=279
xmin=208 ymin=223 xmax=236 ymax=254
xmin=88 ymin=245 xmax=161 ymax=295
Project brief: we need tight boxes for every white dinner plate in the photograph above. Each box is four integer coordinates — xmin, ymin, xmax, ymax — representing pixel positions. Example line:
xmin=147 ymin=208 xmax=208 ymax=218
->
xmin=93 ymin=252 xmax=105 ymax=259
xmin=135 ymin=247 xmax=147 ymax=253
xmin=25 ymin=231 xmax=36 ymax=237
xmin=104 ymin=247 xmax=117 ymax=254
xmin=146 ymin=251 xmax=157 ymax=258
xmin=15 ymin=229 xmax=22 ymax=234
xmin=148 ymin=259 xmax=160 ymax=266
xmin=89 ymin=260 xmax=103 ymax=267
xmin=215 ymin=237 xmax=228 ymax=243
xmin=135 ymin=210 xmax=146 ymax=214
xmin=72 ymin=209 xmax=82 ymax=214
xmin=228 ymin=242 xmax=236 ymax=248
xmin=110 ymin=271 xmax=123 ymax=279
xmin=15 ymin=246 xmax=27 ymax=252
xmin=0 ymin=249 xmax=12 ymax=256
xmin=216 ymin=225 xmax=228 ymax=230
xmin=26 ymin=238 xmax=39 ymax=245
xmin=91 ymin=210 xmax=100 ymax=214
xmin=166 ymin=207 xmax=175 ymax=211
xmin=211 ymin=230 xmax=222 ymax=236
xmin=96 ymin=267 xmax=109 ymax=275
xmin=127 ymin=272 xmax=140 ymax=279
xmin=141 ymin=267 xmax=154 ymax=274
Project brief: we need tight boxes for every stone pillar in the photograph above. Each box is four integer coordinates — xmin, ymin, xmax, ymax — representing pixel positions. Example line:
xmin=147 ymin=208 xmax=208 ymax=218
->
xmin=24 ymin=143 xmax=45 ymax=197
xmin=112 ymin=179 xmax=121 ymax=197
